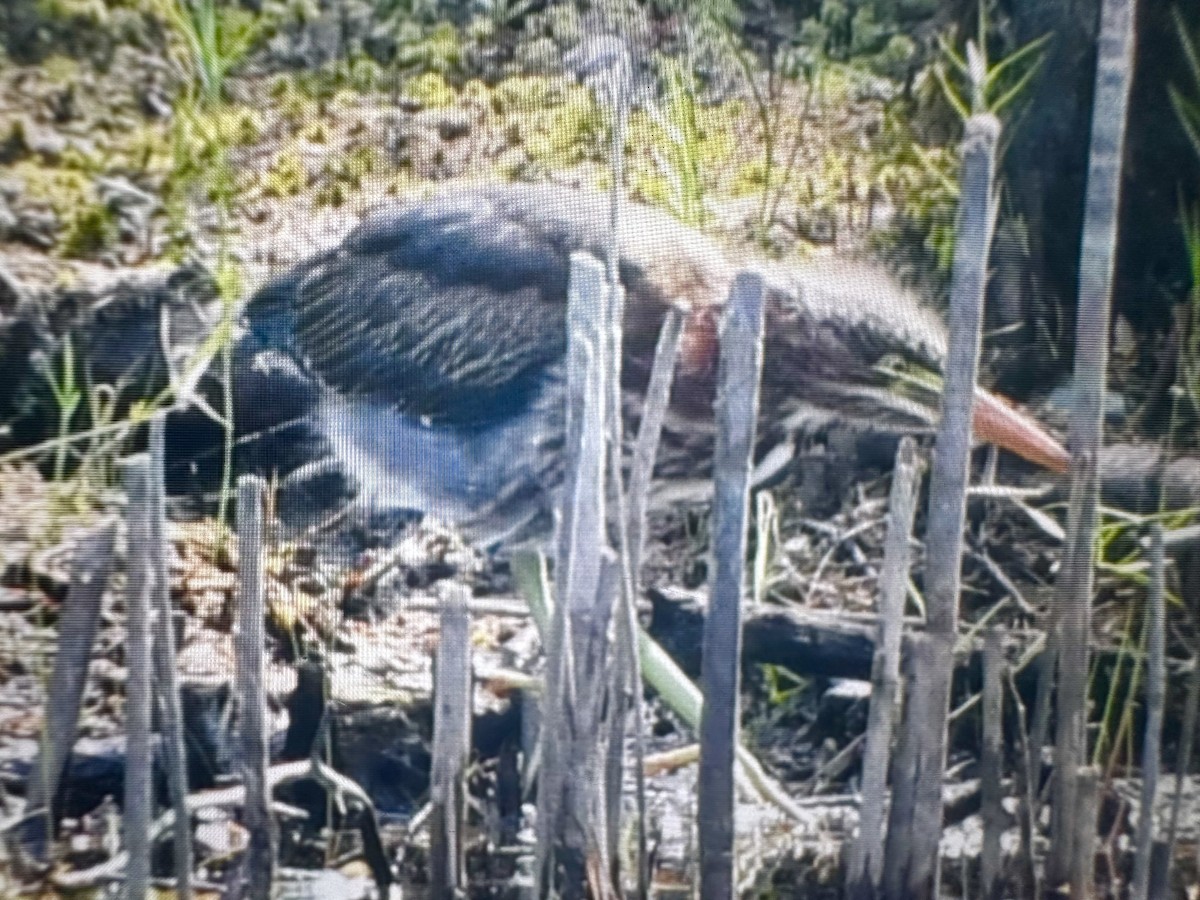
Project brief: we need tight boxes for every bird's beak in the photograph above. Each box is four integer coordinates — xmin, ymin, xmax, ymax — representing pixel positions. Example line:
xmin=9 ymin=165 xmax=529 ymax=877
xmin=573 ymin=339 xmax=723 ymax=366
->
xmin=972 ymin=388 xmax=1070 ymax=474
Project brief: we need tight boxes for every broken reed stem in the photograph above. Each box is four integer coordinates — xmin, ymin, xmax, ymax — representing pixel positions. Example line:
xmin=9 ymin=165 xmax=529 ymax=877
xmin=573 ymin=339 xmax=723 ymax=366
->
xmin=980 ymin=627 xmax=1005 ymax=900
xmin=897 ymin=111 xmax=1000 ymax=898
xmin=1132 ymin=525 xmax=1167 ymax=900
xmin=430 ymin=584 xmax=472 ymax=897
xmin=149 ymin=416 xmax=194 ymax=900
xmin=23 ymin=518 xmax=116 ymax=863
xmin=698 ymin=271 xmax=766 ymax=900
xmin=1049 ymin=0 xmax=1137 ymax=880
xmin=121 ymin=456 xmax=154 ymax=900
xmin=846 ymin=436 xmax=922 ymax=898
xmin=537 ymin=252 xmax=612 ymax=899
xmin=234 ymin=475 xmax=275 ymax=900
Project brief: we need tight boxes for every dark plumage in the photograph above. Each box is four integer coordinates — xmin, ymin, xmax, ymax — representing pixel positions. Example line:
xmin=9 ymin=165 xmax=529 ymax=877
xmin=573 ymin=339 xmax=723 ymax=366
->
xmin=225 ymin=182 xmax=1066 ymax=548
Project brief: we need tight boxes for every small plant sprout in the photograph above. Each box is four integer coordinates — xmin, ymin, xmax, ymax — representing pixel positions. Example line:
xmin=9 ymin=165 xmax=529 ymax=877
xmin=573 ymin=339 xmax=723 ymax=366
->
xmin=166 ymin=0 xmax=263 ymax=107
xmin=41 ymin=334 xmax=82 ymax=485
xmin=1170 ymin=6 xmax=1200 ymax=159
xmin=933 ymin=2 xmax=1049 ymax=121
xmin=1177 ymin=202 xmax=1200 ymax=417
xmin=753 ymin=490 xmax=779 ymax=607
xmin=646 ymin=56 xmax=711 ymax=230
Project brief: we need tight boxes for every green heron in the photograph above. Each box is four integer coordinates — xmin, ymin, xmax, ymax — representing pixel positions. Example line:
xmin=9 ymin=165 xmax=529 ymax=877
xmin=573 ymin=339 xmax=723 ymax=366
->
xmin=224 ymin=181 xmax=1068 ymax=549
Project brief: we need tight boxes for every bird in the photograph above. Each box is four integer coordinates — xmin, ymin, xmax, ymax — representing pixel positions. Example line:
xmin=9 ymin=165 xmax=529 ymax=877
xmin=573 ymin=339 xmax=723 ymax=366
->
xmin=214 ymin=180 xmax=1069 ymax=551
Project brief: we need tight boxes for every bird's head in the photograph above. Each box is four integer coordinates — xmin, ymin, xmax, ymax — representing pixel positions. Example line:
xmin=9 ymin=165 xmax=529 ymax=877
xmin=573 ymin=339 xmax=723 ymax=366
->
xmin=747 ymin=257 xmax=1071 ymax=474
xmin=519 ymin=185 xmax=1070 ymax=476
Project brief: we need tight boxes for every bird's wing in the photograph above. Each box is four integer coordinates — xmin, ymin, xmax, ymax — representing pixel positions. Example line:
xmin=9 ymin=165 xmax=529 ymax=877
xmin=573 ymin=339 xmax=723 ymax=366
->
xmin=248 ymin=191 xmax=575 ymax=427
